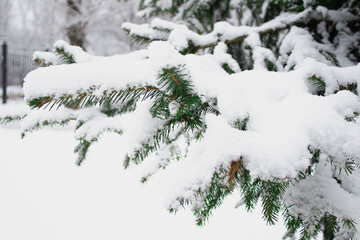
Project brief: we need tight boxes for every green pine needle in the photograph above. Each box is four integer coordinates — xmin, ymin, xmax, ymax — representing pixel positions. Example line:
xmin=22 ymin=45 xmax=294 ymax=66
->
xmin=54 ymin=46 xmax=76 ymax=64
xmin=33 ymin=57 xmax=53 ymax=67
xmin=0 ymin=115 xmax=27 ymax=125
xmin=21 ymin=117 xmax=75 ymax=138
xmin=308 ymin=75 xmax=326 ymax=96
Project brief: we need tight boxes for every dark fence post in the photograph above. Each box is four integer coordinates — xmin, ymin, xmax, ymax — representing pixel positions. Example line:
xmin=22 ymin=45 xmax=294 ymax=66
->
xmin=2 ymin=42 xmax=8 ymax=104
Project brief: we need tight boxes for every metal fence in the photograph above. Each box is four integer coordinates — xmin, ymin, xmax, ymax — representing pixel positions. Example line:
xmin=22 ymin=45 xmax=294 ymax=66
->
xmin=1 ymin=42 xmax=39 ymax=103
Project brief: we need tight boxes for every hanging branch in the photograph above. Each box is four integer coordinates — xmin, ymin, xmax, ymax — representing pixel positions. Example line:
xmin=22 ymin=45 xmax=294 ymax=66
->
xmin=28 ymin=86 xmax=161 ymax=109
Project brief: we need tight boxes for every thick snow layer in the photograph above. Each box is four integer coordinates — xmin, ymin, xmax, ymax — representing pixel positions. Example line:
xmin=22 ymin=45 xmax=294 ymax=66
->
xmin=24 ymin=50 xmax=156 ymax=100
xmin=25 ymin=40 xmax=360 ymax=103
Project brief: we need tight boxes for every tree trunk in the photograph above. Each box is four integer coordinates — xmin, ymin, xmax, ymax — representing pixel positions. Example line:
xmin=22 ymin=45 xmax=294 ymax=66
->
xmin=66 ymin=0 xmax=86 ymax=48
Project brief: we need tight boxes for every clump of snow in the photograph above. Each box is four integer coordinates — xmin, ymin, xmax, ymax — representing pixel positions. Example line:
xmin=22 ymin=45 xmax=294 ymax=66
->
xmin=303 ymin=0 xmax=314 ymax=7
xmin=148 ymin=41 xmax=186 ymax=70
xmin=122 ymin=22 xmax=168 ymax=41
xmin=213 ymin=42 xmax=241 ymax=72
xmin=284 ymin=161 xmax=360 ymax=232
xmin=245 ymin=32 xmax=278 ymax=71
xmin=54 ymin=40 xmax=93 ymax=63
xmin=151 ymin=18 xmax=183 ymax=31
xmin=279 ymin=26 xmax=332 ymax=69
xmin=33 ymin=51 xmax=63 ymax=66
xmin=316 ymin=6 xmax=359 ymax=22
xmin=114 ymin=100 xmax=165 ymax=155
xmin=296 ymin=59 xmax=360 ymax=94
xmin=75 ymin=108 xmax=122 ymax=141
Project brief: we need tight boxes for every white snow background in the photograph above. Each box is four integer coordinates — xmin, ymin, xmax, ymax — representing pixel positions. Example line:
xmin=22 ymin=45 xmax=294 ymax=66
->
xmin=0 ymin=104 xmax=287 ymax=240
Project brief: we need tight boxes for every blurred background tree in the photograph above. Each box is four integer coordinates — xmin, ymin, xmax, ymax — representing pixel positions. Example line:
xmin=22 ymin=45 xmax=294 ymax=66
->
xmin=0 ymin=0 xmax=140 ymax=55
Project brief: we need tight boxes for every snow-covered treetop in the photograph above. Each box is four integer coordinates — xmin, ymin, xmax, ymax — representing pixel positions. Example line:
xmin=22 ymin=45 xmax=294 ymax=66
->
xmin=4 ymin=0 xmax=360 ymax=239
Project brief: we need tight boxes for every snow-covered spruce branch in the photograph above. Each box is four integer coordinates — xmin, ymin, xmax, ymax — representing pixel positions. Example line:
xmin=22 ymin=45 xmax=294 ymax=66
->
xmin=21 ymin=1 xmax=360 ymax=238
xmin=27 ymin=85 xmax=160 ymax=109
xmin=20 ymin=107 xmax=78 ymax=137
xmin=124 ymin=97 xmax=215 ymax=169
xmin=168 ymin=158 xmax=290 ymax=227
xmin=0 ymin=114 xmax=26 ymax=124
xmin=21 ymin=117 xmax=75 ymax=138
xmin=21 ymin=102 xmax=141 ymax=165
xmin=74 ymin=116 xmax=123 ymax=166
xmin=33 ymin=39 xmax=94 ymax=67
xmin=26 ymin=62 xmax=218 ymax=168
xmin=0 ymin=103 xmax=29 ymax=125
xmin=33 ymin=52 xmax=59 ymax=67
xmin=139 ymin=129 xmax=184 ymax=183
xmin=122 ymin=7 xmax=359 ymax=53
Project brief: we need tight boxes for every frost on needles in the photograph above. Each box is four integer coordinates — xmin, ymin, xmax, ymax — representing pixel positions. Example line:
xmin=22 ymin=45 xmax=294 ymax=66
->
xmin=4 ymin=0 xmax=360 ymax=239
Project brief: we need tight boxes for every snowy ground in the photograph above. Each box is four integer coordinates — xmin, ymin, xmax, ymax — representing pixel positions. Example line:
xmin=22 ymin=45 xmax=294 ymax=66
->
xmin=0 ymin=86 xmax=24 ymax=98
xmin=0 ymin=105 xmax=286 ymax=239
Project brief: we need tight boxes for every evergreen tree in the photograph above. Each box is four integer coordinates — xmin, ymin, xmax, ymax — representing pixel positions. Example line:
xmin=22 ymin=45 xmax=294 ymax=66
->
xmin=3 ymin=0 xmax=360 ymax=239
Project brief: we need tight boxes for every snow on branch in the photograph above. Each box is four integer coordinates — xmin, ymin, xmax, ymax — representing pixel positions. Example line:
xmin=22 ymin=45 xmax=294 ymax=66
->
xmin=18 ymin=3 xmax=360 ymax=237
xmin=122 ymin=7 xmax=359 ymax=53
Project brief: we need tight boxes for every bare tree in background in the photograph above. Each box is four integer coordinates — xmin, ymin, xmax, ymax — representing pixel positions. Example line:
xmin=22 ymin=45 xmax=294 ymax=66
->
xmin=0 ymin=0 xmax=11 ymax=40
xmin=2 ymin=0 xmax=140 ymax=54
xmin=66 ymin=0 xmax=86 ymax=48
xmin=64 ymin=0 xmax=141 ymax=54
xmin=3 ymin=0 xmax=66 ymax=48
